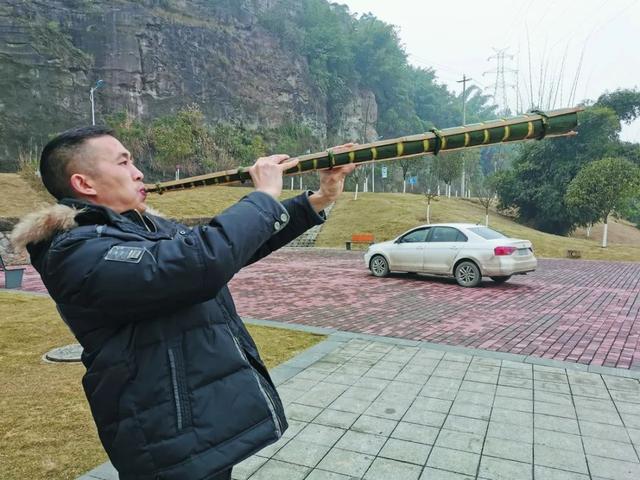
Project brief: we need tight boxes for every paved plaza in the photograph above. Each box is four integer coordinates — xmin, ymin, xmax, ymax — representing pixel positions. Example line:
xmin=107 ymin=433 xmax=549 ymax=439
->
xmin=81 ymin=323 xmax=640 ymax=480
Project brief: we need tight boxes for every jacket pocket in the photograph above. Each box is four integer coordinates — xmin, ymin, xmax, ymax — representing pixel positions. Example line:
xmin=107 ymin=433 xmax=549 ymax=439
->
xmin=167 ymin=344 xmax=193 ymax=431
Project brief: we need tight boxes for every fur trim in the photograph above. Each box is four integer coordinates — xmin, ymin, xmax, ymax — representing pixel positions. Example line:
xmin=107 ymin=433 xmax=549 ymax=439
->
xmin=10 ymin=204 xmax=79 ymax=250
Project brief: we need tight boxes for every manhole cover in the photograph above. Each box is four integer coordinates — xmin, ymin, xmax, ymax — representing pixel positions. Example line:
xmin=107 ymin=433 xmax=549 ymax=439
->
xmin=44 ymin=344 xmax=83 ymax=362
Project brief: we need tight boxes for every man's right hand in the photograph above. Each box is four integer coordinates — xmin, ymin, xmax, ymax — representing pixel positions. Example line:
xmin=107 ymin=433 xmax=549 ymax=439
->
xmin=249 ymin=154 xmax=299 ymax=199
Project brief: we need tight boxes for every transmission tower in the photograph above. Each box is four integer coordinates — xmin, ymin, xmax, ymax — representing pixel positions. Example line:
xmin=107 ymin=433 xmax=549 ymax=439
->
xmin=483 ymin=47 xmax=517 ymax=115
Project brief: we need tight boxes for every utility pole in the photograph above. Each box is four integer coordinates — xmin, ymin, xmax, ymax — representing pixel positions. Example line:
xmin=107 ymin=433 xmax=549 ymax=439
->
xmin=457 ymin=74 xmax=472 ymax=197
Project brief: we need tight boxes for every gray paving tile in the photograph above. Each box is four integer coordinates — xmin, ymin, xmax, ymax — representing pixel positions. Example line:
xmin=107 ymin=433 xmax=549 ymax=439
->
xmin=412 ymin=396 xmax=453 ymax=414
xmin=493 ymin=396 xmax=532 ymax=412
xmin=419 ymin=386 xmax=459 ymax=401
xmin=384 ymin=381 xmax=422 ymax=397
xmin=322 ymin=373 xmax=362 ymax=386
xmin=450 ymin=401 xmax=492 ymax=420
xmin=335 ymin=430 xmax=386 ymax=455
xmin=535 ymin=401 xmax=576 ymax=418
xmin=628 ymin=427 xmax=640 ymax=446
xmin=363 ymin=399 xmax=411 ymax=421
xmin=351 ymin=415 xmax=397 ymax=436
xmin=402 ymin=406 xmax=448 ymax=428
xmin=295 ymin=423 xmax=346 ymax=446
xmin=313 ymin=409 xmax=359 ymax=429
xmin=459 ymin=381 xmax=497 ymax=395
xmin=427 ymin=446 xmax=480 ymax=477
xmin=304 ymin=470 xmax=353 ymax=480
xmin=534 ymin=413 xmax=580 ymax=435
xmin=491 ymin=408 xmax=533 ymax=427
xmin=620 ymin=411 xmax=640 ymax=429
xmin=478 ymin=455 xmax=532 ymax=480
xmin=81 ymin=462 xmax=118 ymax=480
xmin=396 ymin=371 xmax=430 ymax=385
xmin=579 ymin=420 xmax=632 ymax=443
xmin=232 ymin=455 xmax=268 ymax=480
xmin=534 ymin=370 xmax=569 ymax=384
xmin=534 ymin=429 xmax=583 ymax=453
xmin=286 ymin=403 xmax=322 ymax=422
xmin=582 ymin=437 xmax=639 ymax=462
xmin=363 ymin=457 xmax=422 ymax=480
xmin=535 ymin=391 xmax=573 ymax=406
xmin=586 ymin=455 xmax=640 ymax=480
xmin=500 ymin=367 xmax=533 ymax=379
xmin=391 ymin=421 xmax=439 ymax=444
xmin=534 ymin=444 xmax=588 ymax=474
xmin=255 ymin=435 xmax=290 ymax=458
xmin=343 ymin=385 xmax=382 ymax=401
xmin=487 ymin=421 xmax=533 ymax=443
xmin=283 ymin=419 xmax=308 ymax=439
xmin=495 ymin=385 xmax=532 ymax=400
xmin=420 ymin=467 xmax=474 ymax=479
xmin=455 ymin=390 xmax=495 ymax=406
xmin=273 ymin=439 xmax=331 ymax=468
xmin=610 ymin=389 xmax=640 ymax=404
xmin=498 ymin=376 xmax=532 ymax=389
xmin=443 ymin=415 xmax=488 ymax=436
xmin=330 ymin=394 xmax=372 ymax=414
xmin=282 ymin=377 xmax=319 ymax=391
xmin=483 ymin=436 xmax=532 ymax=463
xmin=249 ymin=459 xmax=310 ymax=480
xmin=536 ymin=380 xmax=571 ymax=395
xmin=316 ymin=448 xmax=375 ymax=478
xmin=425 ymin=377 xmax=462 ymax=390
xmin=603 ymin=376 xmax=640 ymax=392
xmin=532 ymin=465 xmax=589 ymax=480
xmin=571 ymin=384 xmax=610 ymax=399
xmin=464 ymin=372 xmax=498 ymax=384
xmin=435 ymin=429 xmax=484 ymax=454
xmin=615 ymin=401 xmax=640 ymax=415
xmin=353 ymin=377 xmax=391 ymax=391
xmin=575 ymin=407 xmax=623 ymax=426
xmin=567 ymin=371 xmax=605 ymax=387
xmin=379 ymin=438 xmax=431 ymax=465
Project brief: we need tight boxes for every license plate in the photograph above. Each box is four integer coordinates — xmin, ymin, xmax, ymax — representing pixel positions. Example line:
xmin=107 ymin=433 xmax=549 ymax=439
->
xmin=517 ymin=248 xmax=529 ymax=256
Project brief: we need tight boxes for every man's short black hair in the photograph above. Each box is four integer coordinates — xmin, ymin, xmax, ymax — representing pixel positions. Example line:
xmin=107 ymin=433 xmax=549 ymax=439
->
xmin=40 ymin=125 xmax=115 ymax=200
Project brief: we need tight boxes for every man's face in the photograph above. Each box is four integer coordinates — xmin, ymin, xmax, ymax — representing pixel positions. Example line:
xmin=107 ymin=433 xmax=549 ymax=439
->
xmin=76 ymin=135 xmax=147 ymax=213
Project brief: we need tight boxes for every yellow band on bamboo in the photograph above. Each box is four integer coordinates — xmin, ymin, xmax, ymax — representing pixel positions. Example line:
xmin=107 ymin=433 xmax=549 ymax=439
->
xmin=371 ymin=147 xmax=378 ymax=160
xmin=423 ymin=139 xmax=430 ymax=152
xmin=464 ymin=133 xmax=470 ymax=147
xmin=349 ymin=151 xmax=355 ymax=163
xmin=482 ymin=130 xmax=490 ymax=144
xmin=502 ymin=126 xmax=510 ymax=141
xmin=525 ymin=121 xmax=534 ymax=139
xmin=396 ymin=142 xmax=404 ymax=156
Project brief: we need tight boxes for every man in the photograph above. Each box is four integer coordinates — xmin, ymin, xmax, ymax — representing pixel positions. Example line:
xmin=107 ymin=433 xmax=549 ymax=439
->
xmin=11 ymin=126 xmax=355 ymax=480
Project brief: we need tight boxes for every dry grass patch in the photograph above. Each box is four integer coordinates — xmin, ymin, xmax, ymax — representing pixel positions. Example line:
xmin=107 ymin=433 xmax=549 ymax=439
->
xmin=0 ymin=173 xmax=52 ymax=217
xmin=0 ymin=292 xmax=324 ymax=480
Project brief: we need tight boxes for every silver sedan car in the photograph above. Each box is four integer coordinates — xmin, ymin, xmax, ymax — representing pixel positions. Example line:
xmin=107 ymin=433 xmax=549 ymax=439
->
xmin=364 ymin=223 xmax=537 ymax=287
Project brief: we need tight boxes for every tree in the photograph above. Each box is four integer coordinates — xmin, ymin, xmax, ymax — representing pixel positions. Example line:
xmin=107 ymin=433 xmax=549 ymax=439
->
xmin=495 ymin=105 xmax=623 ymax=234
xmin=424 ymin=191 xmax=438 ymax=224
xmin=597 ymin=88 xmax=640 ymax=124
xmin=432 ymin=152 xmax=464 ymax=197
xmin=565 ymin=157 xmax=640 ymax=247
xmin=477 ymin=174 xmax=498 ymax=226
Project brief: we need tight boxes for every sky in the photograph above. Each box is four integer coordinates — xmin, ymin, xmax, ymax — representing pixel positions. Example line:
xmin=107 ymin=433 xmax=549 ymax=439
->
xmin=338 ymin=0 xmax=640 ymax=142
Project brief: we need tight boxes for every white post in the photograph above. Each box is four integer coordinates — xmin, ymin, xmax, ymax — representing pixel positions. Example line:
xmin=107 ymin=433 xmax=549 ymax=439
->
xmin=427 ymin=203 xmax=431 ymax=224
xmin=602 ymin=215 xmax=609 ymax=248
xmin=586 ymin=223 xmax=592 ymax=238
xmin=485 ymin=213 xmax=489 ymax=226
xmin=175 ymin=168 xmax=180 ymax=181
xmin=364 ymin=177 xmax=368 ymax=193
xmin=291 ymin=177 xmax=294 ymax=190
xmin=90 ymin=88 xmax=96 ymax=126
xmin=437 ymin=184 xmax=440 ymax=196
xmin=299 ymin=177 xmax=302 ymax=190
xmin=354 ymin=182 xmax=359 ymax=200
xmin=371 ymin=163 xmax=375 ymax=193
xmin=403 ymin=180 xmax=406 ymax=194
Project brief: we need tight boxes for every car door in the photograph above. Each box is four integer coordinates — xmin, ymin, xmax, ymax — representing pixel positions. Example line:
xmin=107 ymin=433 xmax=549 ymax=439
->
xmin=388 ymin=227 xmax=430 ymax=272
xmin=423 ymin=226 xmax=468 ymax=274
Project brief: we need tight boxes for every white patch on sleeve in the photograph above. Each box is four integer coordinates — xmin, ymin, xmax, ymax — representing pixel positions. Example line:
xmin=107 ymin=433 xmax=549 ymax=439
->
xmin=105 ymin=246 xmax=144 ymax=263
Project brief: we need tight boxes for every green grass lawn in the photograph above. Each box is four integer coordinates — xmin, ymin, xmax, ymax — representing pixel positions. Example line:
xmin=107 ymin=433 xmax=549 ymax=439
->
xmin=0 ymin=292 xmax=324 ymax=480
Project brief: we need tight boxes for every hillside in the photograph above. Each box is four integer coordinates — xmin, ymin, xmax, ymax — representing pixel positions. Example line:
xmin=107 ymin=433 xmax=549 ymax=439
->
xmin=1 ymin=173 xmax=638 ymax=261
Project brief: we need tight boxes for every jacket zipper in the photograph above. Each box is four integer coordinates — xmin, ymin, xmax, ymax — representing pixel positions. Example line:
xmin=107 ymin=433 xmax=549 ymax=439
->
xmin=225 ymin=325 xmax=283 ymax=438
xmin=167 ymin=348 xmax=184 ymax=430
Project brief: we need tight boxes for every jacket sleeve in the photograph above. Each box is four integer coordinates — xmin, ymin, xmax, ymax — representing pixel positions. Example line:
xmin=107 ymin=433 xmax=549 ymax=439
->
xmin=245 ymin=191 xmax=326 ymax=266
xmin=42 ymin=192 xmax=292 ymax=315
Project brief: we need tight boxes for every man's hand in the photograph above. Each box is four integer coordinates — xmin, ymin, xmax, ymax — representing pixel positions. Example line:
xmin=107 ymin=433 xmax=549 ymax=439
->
xmin=309 ymin=143 xmax=357 ymax=213
xmin=249 ymin=154 xmax=299 ymax=199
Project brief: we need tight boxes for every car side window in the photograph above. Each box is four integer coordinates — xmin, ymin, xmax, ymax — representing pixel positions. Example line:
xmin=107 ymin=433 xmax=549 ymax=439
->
xmin=401 ymin=228 xmax=429 ymax=243
xmin=429 ymin=227 xmax=467 ymax=242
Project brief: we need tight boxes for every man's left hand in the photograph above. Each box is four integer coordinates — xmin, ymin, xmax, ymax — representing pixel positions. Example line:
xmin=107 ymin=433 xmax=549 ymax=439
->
xmin=308 ymin=143 xmax=357 ymax=213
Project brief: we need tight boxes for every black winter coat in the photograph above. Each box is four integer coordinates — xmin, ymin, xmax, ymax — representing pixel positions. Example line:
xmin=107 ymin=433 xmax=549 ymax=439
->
xmin=16 ymin=191 xmax=324 ymax=479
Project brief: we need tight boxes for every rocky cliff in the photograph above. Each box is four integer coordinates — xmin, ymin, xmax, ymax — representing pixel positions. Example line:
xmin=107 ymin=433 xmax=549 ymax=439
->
xmin=0 ymin=0 xmax=377 ymax=170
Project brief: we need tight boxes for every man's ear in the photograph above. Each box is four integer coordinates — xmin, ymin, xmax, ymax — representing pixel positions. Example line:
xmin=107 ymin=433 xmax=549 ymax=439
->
xmin=69 ymin=172 xmax=97 ymax=197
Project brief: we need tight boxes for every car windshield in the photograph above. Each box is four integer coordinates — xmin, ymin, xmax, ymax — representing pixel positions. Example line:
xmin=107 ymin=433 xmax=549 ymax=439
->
xmin=468 ymin=227 xmax=508 ymax=240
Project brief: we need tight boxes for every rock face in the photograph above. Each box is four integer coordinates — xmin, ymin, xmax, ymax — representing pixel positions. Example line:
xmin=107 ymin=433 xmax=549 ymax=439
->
xmin=0 ymin=0 xmax=377 ymax=170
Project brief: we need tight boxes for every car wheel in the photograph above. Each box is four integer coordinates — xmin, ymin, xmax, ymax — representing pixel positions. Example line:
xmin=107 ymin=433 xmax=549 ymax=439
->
xmin=454 ymin=261 xmax=481 ymax=287
xmin=490 ymin=276 xmax=511 ymax=284
xmin=370 ymin=255 xmax=390 ymax=277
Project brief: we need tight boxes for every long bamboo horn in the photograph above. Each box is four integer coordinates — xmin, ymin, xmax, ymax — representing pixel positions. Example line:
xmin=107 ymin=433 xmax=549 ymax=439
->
xmin=146 ymin=107 xmax=582 ymax=194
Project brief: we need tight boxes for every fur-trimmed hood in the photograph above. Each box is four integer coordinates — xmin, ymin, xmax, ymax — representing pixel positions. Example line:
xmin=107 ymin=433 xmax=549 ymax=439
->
xmin=10 ymin=201 xmax=164 ymax=251
xmin=10 ymin=203 xmax=79 ymax=251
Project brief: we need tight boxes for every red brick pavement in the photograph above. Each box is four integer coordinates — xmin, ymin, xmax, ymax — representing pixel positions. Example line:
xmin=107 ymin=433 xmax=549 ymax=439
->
xmin=8 ymin=250 xmax=640 ymax=369
xmin=230 ymin=249 xmax=640 ymax=370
